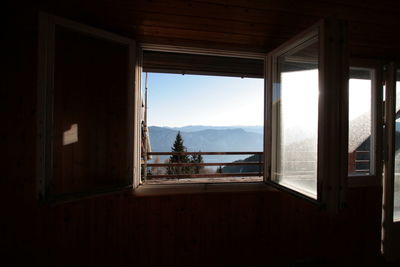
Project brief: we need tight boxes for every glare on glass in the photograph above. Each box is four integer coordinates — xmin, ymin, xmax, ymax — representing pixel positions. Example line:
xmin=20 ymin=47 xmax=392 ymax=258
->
xmin=348 ymin=68 xmax=373 ymax=176
xmin=272 ymin=35 xmax=319 ymax=199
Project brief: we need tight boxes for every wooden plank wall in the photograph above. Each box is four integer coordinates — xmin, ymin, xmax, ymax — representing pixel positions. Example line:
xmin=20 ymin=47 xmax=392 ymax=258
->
xmin=35 ymin=0 xmax=400 ymax=59
xmin=3 ymin=2 xmax=397 ymax=265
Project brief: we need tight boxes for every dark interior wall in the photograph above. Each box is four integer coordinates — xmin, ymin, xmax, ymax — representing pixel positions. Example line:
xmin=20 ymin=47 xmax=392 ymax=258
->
xmin=3 ymin=9 xmax=384 ymax=266
xmin=35 ymin=0 xmax=400 ymax=60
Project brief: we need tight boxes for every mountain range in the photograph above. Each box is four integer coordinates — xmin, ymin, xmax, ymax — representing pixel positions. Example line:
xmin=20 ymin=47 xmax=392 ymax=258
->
xmin=167 ymin=125 xmax=263 ymax=134
xmin=148 ymin=126 xmax=263 ymax=163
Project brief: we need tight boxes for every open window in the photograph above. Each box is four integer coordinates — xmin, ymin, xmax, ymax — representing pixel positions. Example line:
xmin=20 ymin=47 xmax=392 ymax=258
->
xmin=265 ymin=20 xmax=348 ymax=208
xmin=139 ymin=48 xmax=265 ymax=185
xmin=37 ymin=13 xmax=139 ymax=201
xmin=38 ymin=13 xmax=348 ymax=207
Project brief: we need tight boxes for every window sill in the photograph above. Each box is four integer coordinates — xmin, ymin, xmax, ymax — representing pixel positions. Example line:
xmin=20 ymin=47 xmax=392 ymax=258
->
xmin=133 ymin=182 xmax=276 ymax=197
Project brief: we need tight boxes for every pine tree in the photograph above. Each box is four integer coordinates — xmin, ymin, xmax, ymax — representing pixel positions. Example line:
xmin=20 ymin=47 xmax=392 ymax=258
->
xmin=190 ymin=152 xmax=204 ymax=174
xmin=167 ymin=132 xmax=191 ymax=175
xmin=216 ymin=166 xmax=223 ymax=174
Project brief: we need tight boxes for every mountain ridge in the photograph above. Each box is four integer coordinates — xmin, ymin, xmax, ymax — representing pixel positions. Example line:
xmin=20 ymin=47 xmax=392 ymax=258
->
xmin=154 ymin=125 xmax=264 ymax=134
xmin=148 ymin=126 xmax=263 ymax=163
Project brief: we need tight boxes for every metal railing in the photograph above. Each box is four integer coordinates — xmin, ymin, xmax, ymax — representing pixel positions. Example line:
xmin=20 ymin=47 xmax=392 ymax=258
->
xmin=143 ymin=151 xmax=263 ymax=179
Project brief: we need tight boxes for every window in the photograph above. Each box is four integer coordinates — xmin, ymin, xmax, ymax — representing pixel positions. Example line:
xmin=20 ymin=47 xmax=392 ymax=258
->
xmin=382 ymin=63 xmax=400 ymax=259
xmin=347 ymin=61 xmax=383 ymax=188
xmin=266 ymin=19 xmax=348 ymax=209
xmin=348 ymin=67 xmax=374 ymax=176
xmin=139 ymin=49 xmax=265 ymax=184
xmin=270 ymin=31 xmax=319 ymax=199
xmin=37 ymin=13 xmax=138 ymax=201
xmin=39 ymin=14 xmax=348 ymax=210
xmin=394 ymin=68 xmax=400 ymax=221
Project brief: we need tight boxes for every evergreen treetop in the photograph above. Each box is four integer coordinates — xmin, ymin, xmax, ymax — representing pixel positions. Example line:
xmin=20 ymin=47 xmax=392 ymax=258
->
xmin=167 ymin=131 xmax=190 ymax=175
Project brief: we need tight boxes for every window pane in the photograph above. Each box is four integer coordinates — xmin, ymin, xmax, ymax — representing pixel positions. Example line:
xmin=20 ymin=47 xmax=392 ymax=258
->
xmin=394 ymin=69 xmax=400 ymax=221
xmin=272 ymin=35 xmax=319 ymax=199
xmin=348 ymin=68 xmax=373 ymax=176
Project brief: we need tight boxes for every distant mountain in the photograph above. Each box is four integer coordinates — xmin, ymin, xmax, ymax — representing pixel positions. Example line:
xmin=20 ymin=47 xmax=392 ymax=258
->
xmin=222 ymin=154 xmax=263 ymax=173
xmin=148 ymin=126 xmax=263 ymax=163
xmin=167 ymin=125 xmax=264 ymax=134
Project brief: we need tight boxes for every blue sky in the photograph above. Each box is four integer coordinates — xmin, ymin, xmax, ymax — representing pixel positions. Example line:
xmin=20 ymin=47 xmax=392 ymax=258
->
xmin=142 ymin=72 xmax=264 ymax=127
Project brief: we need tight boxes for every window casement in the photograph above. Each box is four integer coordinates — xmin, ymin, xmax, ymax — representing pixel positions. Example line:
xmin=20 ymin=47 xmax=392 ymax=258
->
xmin=37 ymin=13 xmax=139 ymax=201
xmin=265 ymin=20 xmax=348 ymax=211
xmin=38 ymin=13 xmax=348 ymax=211
xmin=382 ymin=62 xmax=400 ymax=261
xmin=347 ymin=59 xmax=383 ymax=187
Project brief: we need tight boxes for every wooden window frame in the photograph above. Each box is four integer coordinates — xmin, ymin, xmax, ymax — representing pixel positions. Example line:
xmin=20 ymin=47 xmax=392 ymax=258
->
xmin=37 ymin=12 xmax=139 ymax=202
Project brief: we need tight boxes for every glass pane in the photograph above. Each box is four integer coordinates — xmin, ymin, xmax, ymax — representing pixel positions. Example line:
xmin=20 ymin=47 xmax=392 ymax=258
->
xmin=348 ymin=68 xmax=373 ymax=176
xmin=52 ymin=26 xmax=131 ymax=196
xmin=394 ymin=69 xmax=400 ymax=221
xmin=272 ymin=34 xmax=319 ymax=199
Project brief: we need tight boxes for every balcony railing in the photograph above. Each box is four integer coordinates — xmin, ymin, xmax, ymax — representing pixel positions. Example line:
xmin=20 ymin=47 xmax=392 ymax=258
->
xmin=143 ymin=151 xmax=263 ymax=180
xmin=348 ymin=150 xmax=370 ymax=174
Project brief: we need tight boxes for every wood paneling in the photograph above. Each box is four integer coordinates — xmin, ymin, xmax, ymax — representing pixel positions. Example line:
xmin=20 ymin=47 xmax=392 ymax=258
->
xmin=4 ymin=1 xmax=400 ymax=265
xmin=33 ymin=0 xmax=400 ymax=58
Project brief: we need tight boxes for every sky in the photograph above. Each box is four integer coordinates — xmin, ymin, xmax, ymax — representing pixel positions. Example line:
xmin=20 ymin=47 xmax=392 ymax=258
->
xmin=142 ymin=72 xmax=264 ymax=127
xmin=141 ymin=70 xmax=377 ymax=129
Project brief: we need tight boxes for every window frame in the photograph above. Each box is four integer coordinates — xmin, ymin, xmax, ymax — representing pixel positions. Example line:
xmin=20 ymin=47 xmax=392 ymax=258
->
xmin=137 ymin=43 xmax=267 ymax=187
xmin=265 ymin=19 xmax=349 ymax=211
xmin=37 ymin=14 xmax=350 ymax=206
xmin=382 ymin=61 xmax=400 ymax=261
xmin=266 ymin=27 xmax=320 ymax=203
xmin=37 ymin=12 xmax=139 ymax=202
xmin=347 ymin=59 xmax=384 ymax=187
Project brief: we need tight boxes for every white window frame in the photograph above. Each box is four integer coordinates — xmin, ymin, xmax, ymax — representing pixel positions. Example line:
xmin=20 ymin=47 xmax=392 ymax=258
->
xmin=137 ymin=44 xmax=266 ymax=186
xmin=347 ymin=59 xmax=384 ymax=187
xmin=265 ymin=19 xmax=348 ymax=211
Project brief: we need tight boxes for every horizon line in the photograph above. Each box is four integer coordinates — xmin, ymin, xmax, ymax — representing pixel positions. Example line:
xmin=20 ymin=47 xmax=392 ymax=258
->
xmin=148 ymin=124 xmax=263 ymax=128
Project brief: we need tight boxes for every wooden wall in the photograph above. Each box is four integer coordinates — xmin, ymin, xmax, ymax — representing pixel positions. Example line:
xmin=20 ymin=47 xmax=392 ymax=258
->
xmin=2 ymin=2 xmax=395 ymax=265
xmin=35 ymin=0 xmax=400 ymax=59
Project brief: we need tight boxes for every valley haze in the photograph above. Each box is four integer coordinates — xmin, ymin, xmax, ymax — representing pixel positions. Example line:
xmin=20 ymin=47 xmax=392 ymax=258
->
xmin=148 ymin=125 xmax=263 ymax=164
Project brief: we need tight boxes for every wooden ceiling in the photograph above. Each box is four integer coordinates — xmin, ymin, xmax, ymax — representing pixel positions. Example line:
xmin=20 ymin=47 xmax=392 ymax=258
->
xmin=26 ymin=0 xmax=400 ymax=59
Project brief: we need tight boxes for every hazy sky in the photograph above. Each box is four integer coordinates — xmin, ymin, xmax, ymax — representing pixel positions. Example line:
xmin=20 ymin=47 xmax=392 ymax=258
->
xmin=142 ymin=72 xmax=264 ymax=127
xmin=141 ymin=71 xmax=378 ymax=128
